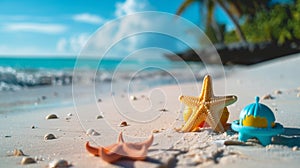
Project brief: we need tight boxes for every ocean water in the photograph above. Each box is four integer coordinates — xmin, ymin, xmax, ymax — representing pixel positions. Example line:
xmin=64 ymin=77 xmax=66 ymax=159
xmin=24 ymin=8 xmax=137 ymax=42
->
xmin=0 ymin=56 xmax=206 ymax=113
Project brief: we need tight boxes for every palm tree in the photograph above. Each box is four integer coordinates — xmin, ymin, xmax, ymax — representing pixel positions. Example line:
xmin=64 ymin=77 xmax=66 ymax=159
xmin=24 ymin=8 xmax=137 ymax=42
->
xmin=176 ymin=0 xmax=247 ymax=43
xmin=227 ymin=0 xmax=269 ymax=20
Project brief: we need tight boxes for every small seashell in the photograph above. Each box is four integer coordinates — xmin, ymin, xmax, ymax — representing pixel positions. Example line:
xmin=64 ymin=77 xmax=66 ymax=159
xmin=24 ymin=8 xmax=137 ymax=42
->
xmin=86 ymin=128 xmax=100 ymax=136
xmin=48 ymin=159 xmax=69 ymax=168
xmin=14 ymin=149 xmax=25 ymax=156
xmin=130 ymin=96 xmax=137 ymax=101
xmin=67 ymin=113 xmax=72 ymax=117
xmin=292 ymin=146 xmax=298 ymax=151
xmin=297 ymin=93 xmax=300 ymax=98
xmin=21 ymin=157 xmax=36 ymax=165
xmin=44 ymin=133 xmax=56 ymax=140
xmin=120 ymin=121 xmax=128 ymax=127
xmin=274 ymin=90 xmax=282 ymax=95
xmin=46 ymin=114 xmax=58 ymax=120
xmin=96 ymin=115 xmax=103 ymax=119
xmin=31 ymin=125 xmax=36 ymax=129
xmin=152 ymin=129 xmax=160 ymax=133
xmin=262 ymin=94 xmax=275 ymax=100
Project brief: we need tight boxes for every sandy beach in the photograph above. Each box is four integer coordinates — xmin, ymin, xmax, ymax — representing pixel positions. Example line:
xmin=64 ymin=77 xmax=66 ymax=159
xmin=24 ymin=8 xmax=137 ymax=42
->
xmin=1 ymin=53 xmax=300 ymax=168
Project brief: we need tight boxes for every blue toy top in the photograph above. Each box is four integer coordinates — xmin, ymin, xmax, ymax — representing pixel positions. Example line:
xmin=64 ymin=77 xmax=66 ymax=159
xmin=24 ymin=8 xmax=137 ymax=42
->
xmin=239 ymin=97 xmax=275 ymax=128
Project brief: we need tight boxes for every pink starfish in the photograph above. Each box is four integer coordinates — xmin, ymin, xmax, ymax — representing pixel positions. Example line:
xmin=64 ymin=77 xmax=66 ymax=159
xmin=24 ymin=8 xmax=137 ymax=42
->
xmin=86 ymin=132 xmax=153 ymax=163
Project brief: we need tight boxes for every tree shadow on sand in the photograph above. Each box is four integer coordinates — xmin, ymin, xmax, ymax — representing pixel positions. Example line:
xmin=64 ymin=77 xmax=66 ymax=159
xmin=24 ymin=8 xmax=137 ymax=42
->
xmin=273 ymin=127 xmax=300 ymax=147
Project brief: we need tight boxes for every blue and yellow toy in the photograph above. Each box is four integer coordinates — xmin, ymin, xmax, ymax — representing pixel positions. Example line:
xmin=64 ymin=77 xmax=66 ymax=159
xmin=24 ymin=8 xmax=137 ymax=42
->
xmin=231 ymin=96 xmax=284 ymax=146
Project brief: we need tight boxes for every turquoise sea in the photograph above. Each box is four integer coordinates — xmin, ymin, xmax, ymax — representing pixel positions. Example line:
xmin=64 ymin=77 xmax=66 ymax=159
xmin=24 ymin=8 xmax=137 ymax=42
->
xmin=0 ymin=56 xmax=205 ymax=113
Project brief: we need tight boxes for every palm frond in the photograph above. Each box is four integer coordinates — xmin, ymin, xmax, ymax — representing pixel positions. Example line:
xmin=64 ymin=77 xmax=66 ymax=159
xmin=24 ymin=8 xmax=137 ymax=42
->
xmin=176 ymin=0 xmax=197 ymax=15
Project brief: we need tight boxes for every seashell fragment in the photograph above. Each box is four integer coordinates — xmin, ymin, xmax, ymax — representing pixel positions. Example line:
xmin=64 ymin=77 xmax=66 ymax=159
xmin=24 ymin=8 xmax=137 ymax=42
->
xmin=119 ymin=121 xmax=128 ymax=127
xmin=46 ymin=114 xmax=58 ymax=120
xmin=86 ymin=129 xmax=100 ymax=136
xmin=14 ymin=149 xmax=25 ymax=156
xmin=21 ymin=157 xmax=36 ymax=165
xmin=67 ymin=113 xmax=72 ymax=117
xmin=48 ymin=159 xmax=70 ymax=168
xmin=44 ymin=133 xmax=56 ymax=140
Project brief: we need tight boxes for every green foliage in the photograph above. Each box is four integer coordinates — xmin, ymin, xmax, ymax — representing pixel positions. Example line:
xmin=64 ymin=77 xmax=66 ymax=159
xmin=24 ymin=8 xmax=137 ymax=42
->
xmin=225 ymin=0 xmax=300 ymax=44
xmin=224 ymin=30 xmax=238 ymax=44
xmin=205 ymin=26 xmax=219 ymax=44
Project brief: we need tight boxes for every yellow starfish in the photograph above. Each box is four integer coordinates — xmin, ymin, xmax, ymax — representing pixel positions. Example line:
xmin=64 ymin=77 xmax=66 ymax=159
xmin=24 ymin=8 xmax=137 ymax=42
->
xmin=179 ymin=75 xmax=237 ymax=133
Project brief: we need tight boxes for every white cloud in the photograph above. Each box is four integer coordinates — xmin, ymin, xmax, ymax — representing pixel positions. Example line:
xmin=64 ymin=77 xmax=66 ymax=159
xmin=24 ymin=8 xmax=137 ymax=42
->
xmin=3 ymin=22 xmax=67 ymax=34
xmin=70 ymin=33 xmax=90 ymax=52
xmin=115 ymin=0 xmax=151 ymax=17
xmin=81 ymin=12 xmax=201 ymax=58
xmin=56 ymin=33 xmax=90 ymax=54
xmin=73 ymin=13 xmax=105 ymax=24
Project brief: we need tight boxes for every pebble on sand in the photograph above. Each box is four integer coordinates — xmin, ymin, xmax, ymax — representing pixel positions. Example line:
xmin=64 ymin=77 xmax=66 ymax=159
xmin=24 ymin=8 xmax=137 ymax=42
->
xmin=44 ymin=133 xmax=56 ymax=140
xmin=274 ymin=90 xmax=282 ymax=95
xmin=262 ymin=94 xmax=275 ymax=100
xmin=45 ymin=114 xmax=58 ymax=120
xmin=130 ymin=96 xmax=137 ymax=101
xmin=21 ymin=157 xmax=36 ymax=165
xmin=67 ymin=113 xmax=73 ymax=117
xmin=96 ymin=115 xmax=103 ymax=119
xmin=159 ymin=108 xmax=168 ymax=112
xmin=86 ymin=128 xmax=100 ymax=136
xmin=224 ymin=140 xmax=245 ymax=146
xmin=48 ymin=159 xmax=70 ymax=168
xmin=120 ymin=121 xmax=128 ymax=127
xmin=14 ymin=149 xmax=25 ymax=156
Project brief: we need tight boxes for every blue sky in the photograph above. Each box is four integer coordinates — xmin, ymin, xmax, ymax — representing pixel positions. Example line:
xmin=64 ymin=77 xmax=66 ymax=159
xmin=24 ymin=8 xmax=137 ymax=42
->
xmin=0 ymin=0 xmax=230 ymax=57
